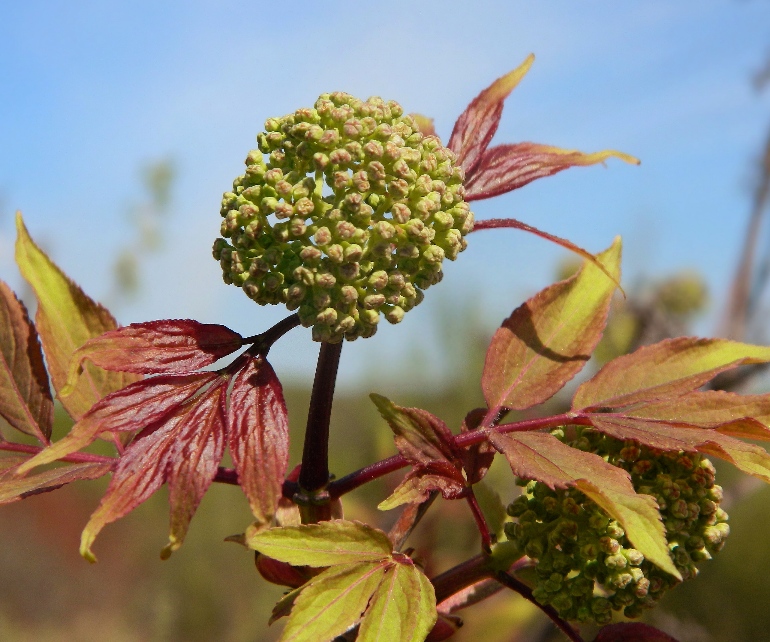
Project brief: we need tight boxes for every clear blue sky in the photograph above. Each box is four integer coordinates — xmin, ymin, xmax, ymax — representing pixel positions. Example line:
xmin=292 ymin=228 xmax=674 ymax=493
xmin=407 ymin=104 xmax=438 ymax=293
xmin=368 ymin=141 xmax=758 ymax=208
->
xmin=2 ymin=1 xmax=769 ymax=386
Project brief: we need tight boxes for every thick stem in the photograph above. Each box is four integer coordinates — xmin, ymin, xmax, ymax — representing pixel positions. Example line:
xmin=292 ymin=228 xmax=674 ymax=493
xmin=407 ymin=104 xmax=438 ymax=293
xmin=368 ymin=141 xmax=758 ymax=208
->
xmin=431 ymin=554 xmax=493 ymax=605
xmin=243 ymin=313 xmax=301 ymax=354
xmin=493 ymin=571 xmax=583 ymax=642
xmin=298 ymin=341 xmax=343 ymax=494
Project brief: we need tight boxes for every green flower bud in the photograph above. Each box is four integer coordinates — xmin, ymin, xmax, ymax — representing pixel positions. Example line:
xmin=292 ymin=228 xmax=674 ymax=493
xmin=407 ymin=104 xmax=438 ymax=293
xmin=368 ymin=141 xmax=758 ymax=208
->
xmin=215 ymin=92 xmax=473 ymax=341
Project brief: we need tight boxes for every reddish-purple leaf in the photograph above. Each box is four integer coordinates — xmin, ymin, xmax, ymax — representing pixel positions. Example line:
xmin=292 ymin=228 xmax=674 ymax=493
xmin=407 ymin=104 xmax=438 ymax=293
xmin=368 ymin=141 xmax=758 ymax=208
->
xmin=65 ymin=320 xmax=242 ymax=385
xmin=80 ymin=381 xmax=227 ymax=562
xmin=489 ymin=430 xmax=678 ymax=577
xmin=460 ymin=408 xmax=495 ymax=485
xmin=448 ymin=55 xmax=534 ymax=178
xmin=228 ymin=356 xmax=289 ymax=525
xmin=17 ymin=372 xmax=218 ymax=474
xmin=0 ymin=280 xmax=53 ymax=444
xmin=482 ymin=238 xmax=621 ymax=412
xmin=371 ymin=394 xmax=458 ymax=465
xmin=0 ymin=460 xmax=112 ymax=504
xmin=593 ymin=622 xmax=679 ymax=642
xmin=464 ymin=143 xmax=639 ymax=201
xmin=588 ymin=415 xmax=770 ymax=484
xmin=379 ymin=464 xmax=467 ymax=510
xmin=573 ymin=337 xmax=770 ymax=411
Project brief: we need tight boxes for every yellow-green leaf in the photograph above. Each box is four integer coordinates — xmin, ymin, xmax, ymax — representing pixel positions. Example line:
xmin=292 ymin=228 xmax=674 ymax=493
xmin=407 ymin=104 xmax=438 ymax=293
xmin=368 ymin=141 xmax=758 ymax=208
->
xmin=573 ymin=337 xmax=770 ymax=411
xmin=489 ymin=430 xmax=678 ymax=578
xmin=14 ymin=213 xmax=138 ymax=419
xmin=358 ymin=560 xmax=437 ymax=642
xmin=247 ymin=520 xmax=392 ymax=567
xmin=482 ymin=237 xmax=621 ymax=412
xmin=279 ymin=561 xmax=388 ymax=642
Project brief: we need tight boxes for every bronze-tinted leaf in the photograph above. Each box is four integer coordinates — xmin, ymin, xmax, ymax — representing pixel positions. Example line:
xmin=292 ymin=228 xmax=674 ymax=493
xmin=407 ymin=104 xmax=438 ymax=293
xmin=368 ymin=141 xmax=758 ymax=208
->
xmin=0 ymin=461 xmax=112 ymax=504
xmin=15 ymin=213 xmax=138 ymax=419
xmin=228 ymin=356 xmax=289 ymax=525
xmin=378 ymin=466 xmax=466 ymax=511
xmin=573 ymin=337 xmax=770 ymax=411
xmin=460 ymin=408 xmax=495 ymax=485
xmin=17 ymin=372 xmax=218 ymax=474
xmin=65 ymin=320 xmax=242 ymax=385
xmin=489 ymin=430 xmax=678 ymax=578
xmin=464 ymin=143 xmax=638 ymax=201
xmin=371 ymin=394 xmax=457 ymax=465
xmin=447 ymin=55 xmax=534 ymax=177
xmin=482 ymin=238 xmax=621 ymax=412
xmin=80 ymin=382 xmax=227 ymax=562
xmin=0 ymin=280 xmax=53 ymax=443
xmin=589 ymin=415 xmax=770 ymax=484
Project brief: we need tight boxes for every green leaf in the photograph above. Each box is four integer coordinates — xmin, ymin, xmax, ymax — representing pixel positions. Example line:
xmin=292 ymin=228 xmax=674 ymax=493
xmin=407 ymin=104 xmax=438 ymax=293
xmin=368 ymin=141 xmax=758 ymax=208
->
xmin=378 ymin=469 xmax=465 ymax=511
xmin=0 ymin=280 xmax=53 ymax=443
xmin=489 ymin=430 xmax=679 ymax=578
xmin=358 ymin=559 xmax=437 ymax=642
xmin=482 ymin=237 xmax=621 ymax=412
xmin=278 ymin=561 xmax=388 ymax=642
xmin=573 ymin=337 xmax=770 ymax=411
xmin=14 ymin=213 xmax=139 ymax=419
xmin=247 ymin=520 xmax=392 ymax=567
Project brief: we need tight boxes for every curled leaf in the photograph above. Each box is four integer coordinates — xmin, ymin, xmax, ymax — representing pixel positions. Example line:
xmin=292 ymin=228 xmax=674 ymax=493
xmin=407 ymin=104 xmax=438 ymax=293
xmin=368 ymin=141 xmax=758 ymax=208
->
xmin=0 ymin=280 xmax=53 ymax=443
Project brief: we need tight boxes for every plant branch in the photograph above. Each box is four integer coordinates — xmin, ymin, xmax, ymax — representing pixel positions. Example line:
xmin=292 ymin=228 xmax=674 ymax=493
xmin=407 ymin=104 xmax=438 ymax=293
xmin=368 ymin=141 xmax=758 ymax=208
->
xmin=465 ymin=488 xmax=493 ymax=552
xmin=431 ymin=554 xmax=493 ymax=605
xmin=243 ymin=313 xmax=301 ymax=354
xmin=298 ymin=341 xmax=343 ymax=495
xmin=493 ymin=571 xmax=583 ymax=642
xmin=327 ymin=454 xmax=407 ymax=497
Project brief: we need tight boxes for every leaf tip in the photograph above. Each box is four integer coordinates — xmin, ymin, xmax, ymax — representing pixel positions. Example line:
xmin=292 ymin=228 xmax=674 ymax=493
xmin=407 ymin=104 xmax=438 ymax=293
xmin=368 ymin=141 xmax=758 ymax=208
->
xmin=79 ymin=532 xmax=98 ymax=564
xmin=160 ymin=535 xmax=181 ymax=560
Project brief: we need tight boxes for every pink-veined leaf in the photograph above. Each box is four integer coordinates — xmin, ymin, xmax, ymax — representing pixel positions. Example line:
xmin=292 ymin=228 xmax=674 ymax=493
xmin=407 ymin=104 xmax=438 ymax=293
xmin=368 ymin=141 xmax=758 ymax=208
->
xmin=371 ymin=394 xmax=458 ymax=465
xmin=620 ymin=390 xmax=770 ymax=440
xmin=80 ymin=382 xmax=227 ymax=562
xmin=228 ymin=356 xmax=289 ymax=525
xmin=14 ymin=213 xmax=139 ymax=419
xmin=0 ymin=280 xmax=53 ymax=443
xmin=573 ymin=337 xmax=770 ymax=411
xmin=278 ymin=561 xmax=389 ymax=642
xmin=488 ymin=430 xmax=678 ymax=578
xmin=448 ymin=55 xmax=534 ymax=177
xmin=0 ymin=460 xmax=112 ymax=504
xmin=16 ymin=372 xmax=218 ymax=474
xmin=482 ymin=237 xmax=621 ymax=412
xmin=593 ymin=622 xmax=679 ymax=642
xmin=588 ymin=415 xmax=770 ymax=484
xmin=63 ymin=320 xmax=242 ymax=390
xmin=464 ymin=143 xmax=639 ymax=201
xmin=378 ymin=464 xmax=467 ymax=511
xmin=247 ymin=520 xmax=393 ymax=567
xmin=357 ymin=557 xmax=437 ymax=642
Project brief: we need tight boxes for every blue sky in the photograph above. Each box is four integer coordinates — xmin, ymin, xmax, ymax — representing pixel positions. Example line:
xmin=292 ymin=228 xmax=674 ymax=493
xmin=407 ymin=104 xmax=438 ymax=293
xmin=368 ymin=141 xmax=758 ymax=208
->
xmin=2 ymin=1 xmax=770 ymax=387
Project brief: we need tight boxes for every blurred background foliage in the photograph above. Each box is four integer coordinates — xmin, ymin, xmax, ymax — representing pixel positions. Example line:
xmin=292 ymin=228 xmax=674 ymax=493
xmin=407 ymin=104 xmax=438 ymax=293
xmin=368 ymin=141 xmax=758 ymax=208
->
xmin=3 ymin=17 xmax=770 ymax=642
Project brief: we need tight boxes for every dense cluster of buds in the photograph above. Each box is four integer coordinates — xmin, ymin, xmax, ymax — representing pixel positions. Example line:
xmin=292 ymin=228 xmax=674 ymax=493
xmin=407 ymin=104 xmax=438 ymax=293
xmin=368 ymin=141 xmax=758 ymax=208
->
xmin=504 ymin=428 xmax=729 ymax=624
xmin=213 ymin=92 xmax=473 ymax=342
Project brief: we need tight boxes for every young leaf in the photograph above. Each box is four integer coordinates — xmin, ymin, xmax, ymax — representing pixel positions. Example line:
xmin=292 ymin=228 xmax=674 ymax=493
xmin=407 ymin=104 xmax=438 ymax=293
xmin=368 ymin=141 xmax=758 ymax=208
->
xmin=464 ymin=143 xmax=639 ymax=202
xmin=488 ymin=430 xmax=679 ymax=579
xmin=370 ymin=394 xmax=457 ymax=465
xmin=378 ymin=466 xmax=466 ymax=511
xmin=247 ymin=520 xmax=393 ymax=567
xmin=357 ymin=559 xmax=437 ymax=642
xmin=573 ymin=337 xmax=770 ymax=411
xmin=0 ymin=461 xmax=112 ymax=504
xmin=0 ymin=280 xmax=53 ymax=444
xmin=14 ymin=213 xmax=138 ymax=419
xmin=448 ymin=54 xmax=534 ymax=177
xmin=277 ymin=561 xmax=389 ymax=642
xmin=80 ymin=382 xmax=227 ymax=562
xmin=460 ymin=408 xmax=496 ymax=484
xmin=482 ymin=237 xmax=621 ymax=412
xmin=228 ymin=356 xmax=289 ymax=525
xmin=588 ymin=415 xmax=770 ymax=484
xmin=16 ymin=372 xmax=218 ymax=474
xmin=64 ymin=320 xmax=243 ymax=387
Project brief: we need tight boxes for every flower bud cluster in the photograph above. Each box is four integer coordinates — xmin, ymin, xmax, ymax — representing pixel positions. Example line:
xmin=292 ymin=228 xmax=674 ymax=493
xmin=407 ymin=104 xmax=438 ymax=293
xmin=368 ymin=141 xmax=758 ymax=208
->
xmin=213 ymin=92 xmax=473 ymax=342
xmin=504 ymin=428 xmax=728 ymax=624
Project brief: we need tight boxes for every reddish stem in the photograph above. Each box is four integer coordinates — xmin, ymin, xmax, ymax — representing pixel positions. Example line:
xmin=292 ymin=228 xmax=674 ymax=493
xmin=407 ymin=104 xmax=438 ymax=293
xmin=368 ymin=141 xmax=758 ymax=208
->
xmin=431 ymin=554 xmax=493 ymax=605
xmin=464 ymin=488 xmax=493 ymax=553
xmin=243 ymin=313 xmax=301 ymax=354
xmin=493 ymin=571 xmax=584 ymax=642
xmin=0 ymin=442 xmax=116 ymax=466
